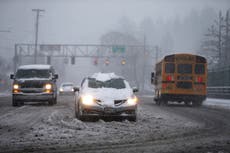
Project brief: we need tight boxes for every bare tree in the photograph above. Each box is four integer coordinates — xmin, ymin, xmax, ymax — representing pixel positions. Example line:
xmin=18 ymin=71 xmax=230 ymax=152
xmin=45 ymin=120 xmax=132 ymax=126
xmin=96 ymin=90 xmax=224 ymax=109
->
xmin=201 ymin=11 xmax=225 ymax=68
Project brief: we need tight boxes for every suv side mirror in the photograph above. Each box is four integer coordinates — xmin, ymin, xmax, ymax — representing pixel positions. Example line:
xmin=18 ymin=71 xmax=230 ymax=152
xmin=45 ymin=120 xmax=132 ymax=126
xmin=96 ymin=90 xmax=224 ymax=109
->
xmin=53 ymin=74 xmax=58 ymax=79
xmin=73 ymin=87 xmax=80 ymax=92
xmin=151 ymin=72 xmax=155 ymax=84
xmin=132 ymin=87 xmax=139 ymax=93
xmin=10 ymin=74 xmax=15 ymax=79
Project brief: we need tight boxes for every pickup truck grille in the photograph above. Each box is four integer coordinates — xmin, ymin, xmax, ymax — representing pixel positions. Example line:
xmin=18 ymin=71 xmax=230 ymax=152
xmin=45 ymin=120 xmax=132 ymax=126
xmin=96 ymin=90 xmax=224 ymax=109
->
xmin=20 ymin=81 xmax=45 ymax=88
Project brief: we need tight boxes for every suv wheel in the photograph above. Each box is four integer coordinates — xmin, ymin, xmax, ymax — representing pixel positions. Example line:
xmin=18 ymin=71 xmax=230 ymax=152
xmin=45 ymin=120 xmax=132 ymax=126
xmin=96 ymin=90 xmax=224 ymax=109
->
xmin=128 ymin=115 xmax=137 ymax=122
xmin=78 ymin=104 xmax=86 ymax=121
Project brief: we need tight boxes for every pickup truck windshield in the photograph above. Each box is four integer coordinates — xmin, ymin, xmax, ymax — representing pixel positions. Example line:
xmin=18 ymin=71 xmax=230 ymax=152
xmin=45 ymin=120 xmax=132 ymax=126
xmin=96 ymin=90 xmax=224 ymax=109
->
xmin=15 ymin=69 xmax=51 ymax=78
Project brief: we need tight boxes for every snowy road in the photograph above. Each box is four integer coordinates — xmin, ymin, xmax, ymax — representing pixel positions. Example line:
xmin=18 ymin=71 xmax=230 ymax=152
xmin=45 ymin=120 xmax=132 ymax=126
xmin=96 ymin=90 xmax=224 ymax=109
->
xmin=0 ymin=95 xmax=230 ymax=153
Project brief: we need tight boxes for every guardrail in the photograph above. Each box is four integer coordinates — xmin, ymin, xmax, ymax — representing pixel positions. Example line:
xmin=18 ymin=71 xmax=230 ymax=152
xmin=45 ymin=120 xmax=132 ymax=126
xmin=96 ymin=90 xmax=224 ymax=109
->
xmin=207 ymin=86 xmax=230 ymax=99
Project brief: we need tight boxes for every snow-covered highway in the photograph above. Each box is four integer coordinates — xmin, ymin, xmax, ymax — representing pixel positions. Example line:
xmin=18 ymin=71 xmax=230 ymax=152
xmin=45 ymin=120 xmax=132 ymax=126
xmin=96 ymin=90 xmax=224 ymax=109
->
xmin=0 ymin=94 xmax=229 ymax=153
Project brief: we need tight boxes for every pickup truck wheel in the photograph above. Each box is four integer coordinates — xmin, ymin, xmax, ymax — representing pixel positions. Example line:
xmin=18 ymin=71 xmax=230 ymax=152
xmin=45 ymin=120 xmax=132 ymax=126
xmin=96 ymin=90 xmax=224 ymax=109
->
xmin=53 ymin=97 xmax=57 ymax=104
xmin=12 ymin=97 xmax=18 ymax=107
xmin=48 ymin=99 xmax=54 ymax=105
xmin=12 ymin=96 xmax=19 ymax=107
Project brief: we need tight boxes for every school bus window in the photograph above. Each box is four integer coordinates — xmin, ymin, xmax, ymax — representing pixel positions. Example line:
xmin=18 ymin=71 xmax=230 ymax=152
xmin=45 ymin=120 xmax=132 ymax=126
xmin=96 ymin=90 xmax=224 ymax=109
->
xmin=195 ymin=64 xmax=205 ymax=74
xmin=178 ymin=64 xmax=192 ymax=74
xmin=165 ymin=63 xmax=175 ymax=73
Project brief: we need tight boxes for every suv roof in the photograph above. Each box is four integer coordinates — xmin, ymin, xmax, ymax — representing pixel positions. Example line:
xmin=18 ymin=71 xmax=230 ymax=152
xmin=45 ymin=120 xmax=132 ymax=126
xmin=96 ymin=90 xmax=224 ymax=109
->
xmin=18 ymin=64 xmax=52 ymax=70
xmin=90 ymin=72 xmax=122 ymax=82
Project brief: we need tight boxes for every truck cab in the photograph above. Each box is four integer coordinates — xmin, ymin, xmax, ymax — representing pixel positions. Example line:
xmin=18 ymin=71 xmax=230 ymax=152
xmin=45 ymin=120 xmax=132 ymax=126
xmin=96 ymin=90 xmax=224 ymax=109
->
xmin=10 ymin=64 xmax=58 ymax=106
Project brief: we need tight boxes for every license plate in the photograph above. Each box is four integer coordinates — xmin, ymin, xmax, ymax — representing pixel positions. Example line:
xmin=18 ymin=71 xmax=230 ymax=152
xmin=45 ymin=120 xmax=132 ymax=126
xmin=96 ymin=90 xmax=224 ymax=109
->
xmin=104 ymin=107 xmax=115 ymax=113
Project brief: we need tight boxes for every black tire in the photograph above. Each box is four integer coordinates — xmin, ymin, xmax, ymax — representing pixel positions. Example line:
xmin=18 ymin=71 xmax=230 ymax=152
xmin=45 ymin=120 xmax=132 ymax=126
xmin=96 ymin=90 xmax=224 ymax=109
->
xmin=155 ymin=98 xmax=160 ymax=105
xmin=184 ymin=101 xmax=191 ymax=106
xmin=48 ymin=99 xmax=54 ymax=105
xmin=12 ymin=97 xmax=18 ymax=107
xmin=77 ymin=104 xmax=86 ymax=121
xmin=159 ymin=100 xmax=168 ymax=106
xmin=53 ymin=96 xmax=57 ymax=104
xmin=128 ymin=115 xmax=137 ymax=122
xmin=192 ymin=101 xmax=203 ymax=107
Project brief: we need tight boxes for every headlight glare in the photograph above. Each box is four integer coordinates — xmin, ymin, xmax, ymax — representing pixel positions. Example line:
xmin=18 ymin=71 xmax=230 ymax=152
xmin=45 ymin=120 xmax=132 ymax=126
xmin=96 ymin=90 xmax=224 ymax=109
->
xmin=45 ymin=84 xmax=52 ymax=90
xmin=81 ymin=95 xmax=94 ymax=106
xmin=13 ymin=84 xmax=19 ymax=89
xmin=59 ymin=88 xmax=63 ymax=92
xmin=127 ymin=96 xmax=138 ymax=106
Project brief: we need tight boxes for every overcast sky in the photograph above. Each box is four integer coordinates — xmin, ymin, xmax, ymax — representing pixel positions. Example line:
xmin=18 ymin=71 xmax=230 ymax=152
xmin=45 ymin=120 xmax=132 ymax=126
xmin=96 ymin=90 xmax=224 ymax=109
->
xmin=0 ymin=0 xmax=229 ymax=58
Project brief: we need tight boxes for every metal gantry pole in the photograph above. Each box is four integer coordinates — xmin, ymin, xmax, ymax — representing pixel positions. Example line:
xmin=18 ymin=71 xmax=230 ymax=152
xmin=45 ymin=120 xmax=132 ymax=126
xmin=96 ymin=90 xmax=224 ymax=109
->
xmin=32 ymin=9 xmax=45 ymax=64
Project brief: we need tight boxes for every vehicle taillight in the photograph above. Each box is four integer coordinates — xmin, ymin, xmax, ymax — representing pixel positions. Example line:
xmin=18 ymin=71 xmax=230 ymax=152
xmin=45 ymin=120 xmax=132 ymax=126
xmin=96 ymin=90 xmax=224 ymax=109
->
xmin=166 ymin=75 xmax=173 ymax=81
xmin=197 ymin=76 xmax=203 ymax=83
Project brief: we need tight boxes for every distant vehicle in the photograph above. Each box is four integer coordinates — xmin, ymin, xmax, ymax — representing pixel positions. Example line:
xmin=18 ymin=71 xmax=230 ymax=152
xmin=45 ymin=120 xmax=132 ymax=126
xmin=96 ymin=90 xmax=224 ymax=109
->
xmin=74 ymin=72 xmax=139 ymax=121
xmin=59 ymin=82 xmax=74 ymax=95
xmin=151 ymin=53 xmax=207 ymax=106
xmin=10 ymin=64 xmax=58 ymax=106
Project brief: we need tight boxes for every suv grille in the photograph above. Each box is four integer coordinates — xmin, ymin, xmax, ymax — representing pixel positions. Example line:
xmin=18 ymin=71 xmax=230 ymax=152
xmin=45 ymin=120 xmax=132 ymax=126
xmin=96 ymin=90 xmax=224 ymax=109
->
xmin=114 ymin=100 xmax=126 ymax=106
xmin=176 ymin=82 xmax=192 ymax=89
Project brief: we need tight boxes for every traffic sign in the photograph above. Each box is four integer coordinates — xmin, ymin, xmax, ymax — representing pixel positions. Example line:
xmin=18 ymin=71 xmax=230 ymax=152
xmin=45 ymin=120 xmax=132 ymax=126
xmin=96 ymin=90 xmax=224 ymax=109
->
xmin=112 ymin=46 xmax=125 ymax=53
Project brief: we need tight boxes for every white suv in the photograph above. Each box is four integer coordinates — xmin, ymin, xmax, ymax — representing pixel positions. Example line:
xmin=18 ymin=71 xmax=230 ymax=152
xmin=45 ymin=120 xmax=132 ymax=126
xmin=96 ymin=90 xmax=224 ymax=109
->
xmin=74 ymin=73 xmax=138 ymax=121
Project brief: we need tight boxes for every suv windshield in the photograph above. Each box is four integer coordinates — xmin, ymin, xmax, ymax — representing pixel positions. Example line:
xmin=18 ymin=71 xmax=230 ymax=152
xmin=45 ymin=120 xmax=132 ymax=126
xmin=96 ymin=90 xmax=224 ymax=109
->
xmin=88 ymin=78 xmax=126 ymax=89
xmin=15 ymin=69 xmax=51 ymax=78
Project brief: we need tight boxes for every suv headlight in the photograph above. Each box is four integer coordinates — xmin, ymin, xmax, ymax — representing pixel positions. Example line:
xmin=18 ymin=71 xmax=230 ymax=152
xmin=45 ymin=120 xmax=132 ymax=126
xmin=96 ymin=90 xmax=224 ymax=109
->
xmin=45 ymin=84 xmax=52 ymax=90
xmin=127 ymin=96 xmax=138 ymax=106
xmin=81 ymin=95 xmax=95 ymax=106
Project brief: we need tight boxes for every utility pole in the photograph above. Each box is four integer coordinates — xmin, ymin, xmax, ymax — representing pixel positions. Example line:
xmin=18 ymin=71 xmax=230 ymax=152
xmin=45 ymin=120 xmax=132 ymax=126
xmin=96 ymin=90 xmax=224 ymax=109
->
xmin=142 ymin=35 xmax=146 ymax=91
xmin=32 ymin=9 xmax=45 ymax=64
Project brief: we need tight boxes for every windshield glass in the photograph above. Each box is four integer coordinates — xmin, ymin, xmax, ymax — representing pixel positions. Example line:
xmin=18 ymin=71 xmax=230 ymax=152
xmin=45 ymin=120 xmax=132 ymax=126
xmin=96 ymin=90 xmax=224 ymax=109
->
xmin=88 ymin=78 xmax=126 ymax=89
xmin=62 ymin=84 xmax=73 ymax=87
xmin=15 ymin=69 xmax=51 ymax=78
xmin=177 ymin=64 xmax=192 ymax=74
xmin=165 ymin=63 xmax=175 ymax=73
xmin=195 ymin=64 xmax=205 ymax=74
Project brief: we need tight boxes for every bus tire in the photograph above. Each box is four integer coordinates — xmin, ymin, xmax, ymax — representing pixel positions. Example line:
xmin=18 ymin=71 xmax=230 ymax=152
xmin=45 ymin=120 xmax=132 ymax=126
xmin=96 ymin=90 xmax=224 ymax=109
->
xmin=184 ymin=101 xmax=191 ymax=106
xmin=192 ymin=101 xmax=202 ymax=107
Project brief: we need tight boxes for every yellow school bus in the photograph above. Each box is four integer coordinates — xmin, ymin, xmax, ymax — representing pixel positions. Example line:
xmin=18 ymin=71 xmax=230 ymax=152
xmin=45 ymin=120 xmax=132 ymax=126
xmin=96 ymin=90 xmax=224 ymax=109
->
xmin=151 ymin=53 xmax=207 ymax=106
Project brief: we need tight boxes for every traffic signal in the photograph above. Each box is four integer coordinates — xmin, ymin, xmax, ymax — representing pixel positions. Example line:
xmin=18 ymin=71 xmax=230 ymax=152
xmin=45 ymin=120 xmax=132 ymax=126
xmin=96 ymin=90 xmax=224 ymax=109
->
xmin=121 ymin=59 xmax=126 ymax=65
xmin=71 ymin=56 xmax=75 ymax=65
xmin=94 ymin=58 xmax=98 ymax=65
xmin=105 ymin=58 xmax=109 ymax=65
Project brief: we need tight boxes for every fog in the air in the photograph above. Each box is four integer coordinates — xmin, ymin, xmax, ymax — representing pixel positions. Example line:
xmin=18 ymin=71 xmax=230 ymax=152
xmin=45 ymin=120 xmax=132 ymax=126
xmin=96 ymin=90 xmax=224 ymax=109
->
xmin=0 ymin=0 xmax=229 ymax=87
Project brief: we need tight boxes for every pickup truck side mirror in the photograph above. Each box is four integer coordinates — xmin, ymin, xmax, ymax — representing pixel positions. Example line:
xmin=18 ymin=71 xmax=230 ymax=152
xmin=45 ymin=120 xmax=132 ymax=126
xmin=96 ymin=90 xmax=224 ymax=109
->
xmin=10 ymin=74 xmax=15 ymax=79
xmin=151 ymin=72 xmax=155 ymax=84
xmin=53 ymin=74 xmax=58 ymax=79
xmin=132 ymin=87 xmax=139 ymax=93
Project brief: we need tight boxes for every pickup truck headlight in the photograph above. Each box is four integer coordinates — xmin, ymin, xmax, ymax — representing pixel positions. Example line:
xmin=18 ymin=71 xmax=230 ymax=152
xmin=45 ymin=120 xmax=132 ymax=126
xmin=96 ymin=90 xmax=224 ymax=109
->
xmin=13 ymin=84 xmax=19 ymax=89
xmin=81 ymin=95 xmax=95 ymax=106
xmin=13 ymin=84 xmax=20 ymax=93
xmin=127 ymin=96 xmax=138 ymax=106
xmin=45 ymin=84 xmax=52 ymax=90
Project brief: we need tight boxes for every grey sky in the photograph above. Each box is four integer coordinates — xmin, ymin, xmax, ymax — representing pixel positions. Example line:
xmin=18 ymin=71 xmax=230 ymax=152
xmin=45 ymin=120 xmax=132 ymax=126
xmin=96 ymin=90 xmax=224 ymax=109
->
xmin=0 ymin=0 xmax=229 ymax=58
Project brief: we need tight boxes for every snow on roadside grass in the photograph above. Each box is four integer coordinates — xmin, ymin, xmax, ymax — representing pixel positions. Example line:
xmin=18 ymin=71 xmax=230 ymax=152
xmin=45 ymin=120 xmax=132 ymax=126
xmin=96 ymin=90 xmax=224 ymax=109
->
xmin=0 ymin=92 xmax=10 ymax=97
